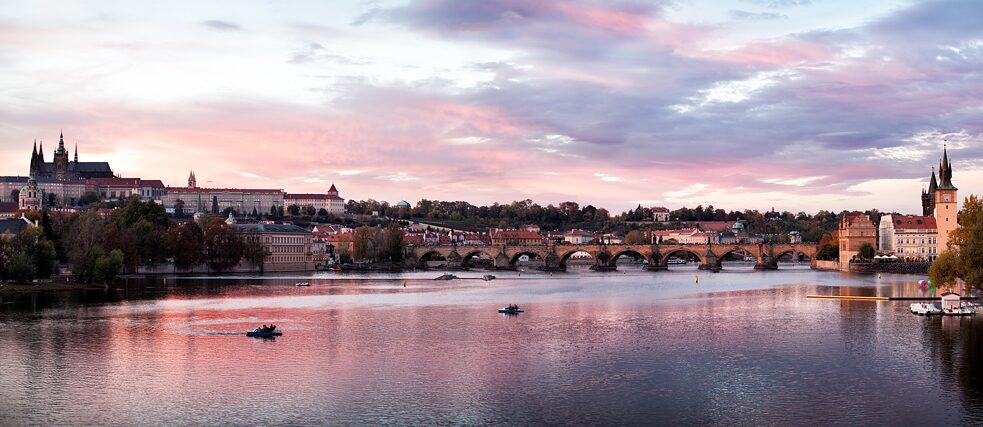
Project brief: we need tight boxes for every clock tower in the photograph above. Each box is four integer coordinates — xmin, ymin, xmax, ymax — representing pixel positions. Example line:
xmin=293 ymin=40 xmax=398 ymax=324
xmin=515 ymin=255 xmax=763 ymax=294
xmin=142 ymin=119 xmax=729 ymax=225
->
xmin=934 ymin=146 xmax=958 ymax=255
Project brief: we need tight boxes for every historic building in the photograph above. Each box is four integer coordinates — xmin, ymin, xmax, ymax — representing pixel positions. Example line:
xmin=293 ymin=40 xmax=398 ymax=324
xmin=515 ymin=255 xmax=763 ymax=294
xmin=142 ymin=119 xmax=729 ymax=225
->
xmin=87 ymin=178 xmax=166 ymax=201
xmin=18 ymin=177 xmax=44 ymax=211
xmin=29 ymin=132 xmax=114 ymax=180
xmin=161 ymin=171 xmax=285 ymax=215
xmin=284 ymin=184 xmax=346 ymax=216
xmin=880 ymin=215 xmax=938 ymax=261
xmin=934 ymin=147 xmax=958 ymax=255
xmin=234 ymin=223 xmax=313 ymax=271
xmin=838 ymin=214 xmax=877 ymax=267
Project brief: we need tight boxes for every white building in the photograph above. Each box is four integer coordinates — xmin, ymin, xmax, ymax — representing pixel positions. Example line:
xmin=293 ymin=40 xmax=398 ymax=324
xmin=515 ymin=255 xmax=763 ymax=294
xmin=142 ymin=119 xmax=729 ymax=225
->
xmin=563 ymin=229 xmax=594 ymax=244
xmin=284 ymin=184 xmax=346 ymax=216
xmin=652 ymin=207 xmax=670 ymax=222
xmin=892 ymin=215 xmax=938 ymax=261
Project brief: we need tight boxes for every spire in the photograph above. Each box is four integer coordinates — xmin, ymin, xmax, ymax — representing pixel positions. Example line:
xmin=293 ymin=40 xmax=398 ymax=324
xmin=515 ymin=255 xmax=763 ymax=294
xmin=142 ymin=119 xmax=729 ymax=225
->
xmin=938 ymin=144 xmax=957 ymax=190
xmin=74 ymin=143 xmax=78 ymax=162
xmin=188 ymin=170 xmax=197 ymax=188
xmin=38 ymin=141 xmax=44 ymax=162
xmin=56 ymin=130 xmax=66 ymax=154
xmin=30 ymin=140 xmax=38 ymax=172
xmin=928 ymin=166 xmax=937 ymax=193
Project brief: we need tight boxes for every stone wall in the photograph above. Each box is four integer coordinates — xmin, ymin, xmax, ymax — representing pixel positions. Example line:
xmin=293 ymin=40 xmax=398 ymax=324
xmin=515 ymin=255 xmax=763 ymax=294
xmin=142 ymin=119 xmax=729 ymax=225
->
xmin=848 ymin=262 xmax=930 ymax=275
xmin=814 ymin=260 xmax=840 ymax=271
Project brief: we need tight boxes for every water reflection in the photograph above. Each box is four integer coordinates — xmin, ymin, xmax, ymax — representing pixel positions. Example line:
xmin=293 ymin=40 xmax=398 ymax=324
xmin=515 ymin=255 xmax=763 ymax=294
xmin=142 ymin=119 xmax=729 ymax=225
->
xmin=0 ymin=270 xmax=981 ymax=425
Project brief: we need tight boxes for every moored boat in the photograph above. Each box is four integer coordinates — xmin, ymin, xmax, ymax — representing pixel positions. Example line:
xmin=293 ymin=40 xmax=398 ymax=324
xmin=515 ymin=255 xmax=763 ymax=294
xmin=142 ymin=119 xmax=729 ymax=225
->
xmin=483 ymin=274 xmax=496 ymax=281
xmin=295 ymin=282 xmax=310 ymax=287
xmin=434 ymin=274 xmax=457 ymax=280
xmin=498 ymin=305 xmax=524 ymax=314
xmin=909 ymin=302 xmax=941 ymax=316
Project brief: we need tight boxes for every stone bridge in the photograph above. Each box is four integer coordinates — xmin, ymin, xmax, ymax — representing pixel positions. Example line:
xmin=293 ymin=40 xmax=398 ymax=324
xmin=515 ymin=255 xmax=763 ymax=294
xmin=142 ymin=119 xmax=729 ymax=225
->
xmin=405 ymin=243 xmax=819 ymax=272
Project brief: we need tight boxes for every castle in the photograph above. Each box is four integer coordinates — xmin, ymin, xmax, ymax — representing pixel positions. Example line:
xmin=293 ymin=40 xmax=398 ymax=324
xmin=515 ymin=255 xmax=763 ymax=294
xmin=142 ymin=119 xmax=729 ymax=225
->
xmin=28 ymin=131 xmax=114 ymax=180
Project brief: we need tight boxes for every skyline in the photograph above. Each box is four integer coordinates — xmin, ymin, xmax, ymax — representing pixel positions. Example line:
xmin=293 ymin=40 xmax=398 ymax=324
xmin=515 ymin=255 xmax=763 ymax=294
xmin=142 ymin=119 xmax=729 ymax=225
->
xmin=2 ymin=0 xmax=981 ymax=214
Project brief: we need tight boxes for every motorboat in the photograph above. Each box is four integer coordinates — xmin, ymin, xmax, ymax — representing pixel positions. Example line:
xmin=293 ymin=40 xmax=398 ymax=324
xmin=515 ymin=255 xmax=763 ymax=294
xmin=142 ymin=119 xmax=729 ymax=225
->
xmin=667 ymin=257 xmax=687 ymax=265
xmin=498 ymin=306 xmax=524 ymax=314
xmin=246 ymin=328 xmax=283 ymax=337
xmin=962 ymin=301 xmax=983 ymax=313
xmin=295 ymin=282 xmax=310 ymax=287
xmin=434 ymin=274 xmax=457 ymax=280
xmin=942 ymin=306 xmax=975 ymax=316
xmin=483 ymin=274 xmax=496 ymax=281
xmin=909 ymin=302 xmax=941 ymax=316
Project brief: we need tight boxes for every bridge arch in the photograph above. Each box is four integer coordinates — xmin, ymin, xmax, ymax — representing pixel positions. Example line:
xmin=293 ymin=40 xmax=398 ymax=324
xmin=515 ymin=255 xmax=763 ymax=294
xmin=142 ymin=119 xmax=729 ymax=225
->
xmin=774 ymin=249 xmax=811 ymax=266
xmin=417 ymin=250 xmax=445 ymax=268
xmin=461 ymin=250 xmax=495 ymax=269
xmin=715 ymin=247 xmax=758 ymax=269
xmin=660 ymin=248 xmax=706 ymax=268
xmin=609 ymin=249 xmax=649 ymax=268
xmin=509 ymin=251 xmax=545 ymax=269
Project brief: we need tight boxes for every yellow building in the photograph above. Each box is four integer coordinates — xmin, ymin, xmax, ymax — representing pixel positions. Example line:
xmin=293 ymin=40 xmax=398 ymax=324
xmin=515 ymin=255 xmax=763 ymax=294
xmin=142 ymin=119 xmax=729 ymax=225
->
xmin=839 ymin=214 xmax=876 ymax=269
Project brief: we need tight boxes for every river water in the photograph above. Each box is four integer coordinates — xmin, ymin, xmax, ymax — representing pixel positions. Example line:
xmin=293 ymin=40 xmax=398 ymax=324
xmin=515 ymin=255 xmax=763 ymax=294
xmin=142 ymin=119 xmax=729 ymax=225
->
xmin=1 ymin=265 xmax=981 ymax=425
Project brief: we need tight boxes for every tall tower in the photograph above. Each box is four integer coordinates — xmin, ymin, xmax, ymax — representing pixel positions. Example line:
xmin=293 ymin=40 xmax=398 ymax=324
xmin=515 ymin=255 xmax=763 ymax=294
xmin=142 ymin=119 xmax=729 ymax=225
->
xmin=922 ymin=167 xmax=937 ymax=216
xmin=934 ymin=146 xmax=958 ymax=255
xmin=53 ymin=131 xmax=70 ymax=180
xmin=30 ymin=140 xmax=39 ymax=176
xmin=188 ymin=171 xmax=197 ymax=188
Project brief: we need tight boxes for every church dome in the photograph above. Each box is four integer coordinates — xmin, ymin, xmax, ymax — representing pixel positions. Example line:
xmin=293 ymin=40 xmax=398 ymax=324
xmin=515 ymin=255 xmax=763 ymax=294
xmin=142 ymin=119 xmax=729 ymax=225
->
xmin=396 ymin=200 xmax=411 ymax=207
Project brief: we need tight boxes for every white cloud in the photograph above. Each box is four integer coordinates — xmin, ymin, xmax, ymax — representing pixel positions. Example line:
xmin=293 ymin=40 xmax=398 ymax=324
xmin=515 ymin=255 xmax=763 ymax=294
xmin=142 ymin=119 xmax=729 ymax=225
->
xmin=760 ymin=175 xmax=827 ymax=186
xmin=378 ymin=172 xmax=420 ymax=182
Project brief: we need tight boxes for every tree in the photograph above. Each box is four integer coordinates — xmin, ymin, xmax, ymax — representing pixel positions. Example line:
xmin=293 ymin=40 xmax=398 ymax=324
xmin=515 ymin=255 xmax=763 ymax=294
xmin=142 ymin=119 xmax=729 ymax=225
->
xmin=79 ymin=191 xmax=100 ymax=206
xmin=318 ymin=208 xmax=328 ymax=217
xmin=288 ymin=204 xmax=301 ymax=216
xmin=64 ymin=210 xmax=107 ymax=283
xmin=857 ymin=243 xmax=875 ymax=261
xmin=5 ymin=253 xmax=36 ymax=283
xmin=930 ymin=195 xmax=983 ymax=290
xmin=9 ymin=189 xmax=19 ymax=202
xmin=93 ymin=249 xmax=124 ymax=286
xmin=173 ymin=199 xmax=186 ymax=217
xmin=352 ymin=225 xmax=373 ymax=261
xmin=33 ymin=239 xmax=58 ymax=278
xmin=381 ymin=223 xmax=405 ymax=262
xmin=624 ymin=230 xmax=647 ymax=245
xmin=211 ymin=196 xmax=219 ymax=215
xmin=168 ymin=222 xmax=204 ymax=268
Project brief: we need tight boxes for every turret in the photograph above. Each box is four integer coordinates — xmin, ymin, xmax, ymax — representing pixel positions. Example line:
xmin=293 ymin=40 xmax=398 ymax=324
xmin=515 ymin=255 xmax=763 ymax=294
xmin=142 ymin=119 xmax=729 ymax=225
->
xmin=188 ymin=170 xmax=197 ymax=188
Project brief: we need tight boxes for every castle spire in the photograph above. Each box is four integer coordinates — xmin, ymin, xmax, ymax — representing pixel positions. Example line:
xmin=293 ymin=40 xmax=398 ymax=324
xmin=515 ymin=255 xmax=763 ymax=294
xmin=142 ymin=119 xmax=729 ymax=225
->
xmin=38 ymin=141 xmax=44 ymax=162
xmin=74 ymin=143 xmax=78 ymax=162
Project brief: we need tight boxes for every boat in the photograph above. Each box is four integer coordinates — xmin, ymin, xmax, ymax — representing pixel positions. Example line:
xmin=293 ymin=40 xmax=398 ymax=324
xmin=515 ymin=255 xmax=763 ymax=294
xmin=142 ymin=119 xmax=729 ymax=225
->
xmin=498 ymin=306 xmax=524 ymax=314
xmin=909 ymin=302 xmax=941 ymax=316
xmin=246 ymin=328 xmax=283 ymax=337
xmin=667 ymin=257 xmax=688 ymax=265
xmin=962 ymin=301 xmax=983 ymax=313
xmin=434 ymin=274 xmax=457 ymax=280
xmin=295 ymin=282 xmax=310 ymax=287
xmin=941 ymin=291 xmax=974 ymax=316
xmin=483 ymin=274 xmax=496 ymax=281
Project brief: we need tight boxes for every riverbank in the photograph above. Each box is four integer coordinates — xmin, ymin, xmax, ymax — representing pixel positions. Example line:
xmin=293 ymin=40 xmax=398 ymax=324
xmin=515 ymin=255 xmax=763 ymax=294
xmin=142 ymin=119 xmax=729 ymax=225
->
xmin=0 ymin=280 xmax=99 ymax=294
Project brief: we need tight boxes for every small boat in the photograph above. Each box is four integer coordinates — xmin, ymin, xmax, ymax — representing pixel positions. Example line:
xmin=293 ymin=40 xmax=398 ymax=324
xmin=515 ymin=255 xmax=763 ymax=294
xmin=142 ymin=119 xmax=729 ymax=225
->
xmin=295 ymin=282 xmax=310 ymax=287
xmin=434 ymin=274 xmax=457 ymax=280
xmin=498 ymin=307 xmax=524 ymax=314
xmin=909 ymin=302 xmax=941 ymax=316
xmin=667 ymin=257 xmax=687 ymax=265
xmin=483 ymin=274 xmax=496 ymax=281
xmin=246 ymin=328 xmax=283 ymax=337
xmin=942 ymin=306 xmax=975 ymax=316
xmin=962 ymin=302 xmax=983 ymax=313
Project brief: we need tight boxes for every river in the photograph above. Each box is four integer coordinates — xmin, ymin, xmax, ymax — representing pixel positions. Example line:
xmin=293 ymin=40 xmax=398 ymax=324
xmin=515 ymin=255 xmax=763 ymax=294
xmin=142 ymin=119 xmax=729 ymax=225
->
xmin=1 ymin=265 xmax=980 ymax=425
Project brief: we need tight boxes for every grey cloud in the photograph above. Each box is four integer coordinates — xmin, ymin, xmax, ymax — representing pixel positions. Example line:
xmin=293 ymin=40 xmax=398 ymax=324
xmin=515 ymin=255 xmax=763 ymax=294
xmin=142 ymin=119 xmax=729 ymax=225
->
xmin=730 ymin=10 xmax=788 ymax=20
xmin=202 ymin=20 xmax=243 ymax=32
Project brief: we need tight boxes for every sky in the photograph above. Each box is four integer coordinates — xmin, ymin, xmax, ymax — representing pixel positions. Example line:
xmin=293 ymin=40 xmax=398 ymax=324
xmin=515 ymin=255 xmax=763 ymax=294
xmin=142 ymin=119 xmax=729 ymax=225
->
xmin=1 ymin=0 xmax=981 ymax=214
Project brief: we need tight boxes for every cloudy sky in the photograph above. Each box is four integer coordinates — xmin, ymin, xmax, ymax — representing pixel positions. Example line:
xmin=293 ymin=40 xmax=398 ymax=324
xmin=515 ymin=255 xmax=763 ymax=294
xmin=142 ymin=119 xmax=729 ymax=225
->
xmin=1 ymin=0 xmax=981 ymax=213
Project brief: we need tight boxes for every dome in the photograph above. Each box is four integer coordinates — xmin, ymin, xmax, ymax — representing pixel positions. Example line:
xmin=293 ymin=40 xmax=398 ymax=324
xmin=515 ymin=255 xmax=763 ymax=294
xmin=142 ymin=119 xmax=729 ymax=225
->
xmin=732 ymin=222 xmax=745 ymax=230
xmin=396 ymin=200 xmax=411 ymax=207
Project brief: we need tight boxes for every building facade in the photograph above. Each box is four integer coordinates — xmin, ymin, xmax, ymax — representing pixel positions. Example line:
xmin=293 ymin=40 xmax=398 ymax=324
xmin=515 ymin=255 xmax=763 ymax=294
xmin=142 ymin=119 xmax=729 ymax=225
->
xmin=892 ymin=215 xmax=938 ymax=261
xmin=490 ymin=230 xmax=544 ymax=246
xmin=161 ymin=172 xmax=284 ymax=215
xmin=284 ymin=184 xmax=345 ymax=215
xmin=87 ymin=178 xmax=166 ymax=202
xmin=18 ymin=177 xmax=43 ymax=211
xmin=838 ymin=214 xmax=877 ymax=266
xmin=234 ymin=223 xmax=313 ymax=271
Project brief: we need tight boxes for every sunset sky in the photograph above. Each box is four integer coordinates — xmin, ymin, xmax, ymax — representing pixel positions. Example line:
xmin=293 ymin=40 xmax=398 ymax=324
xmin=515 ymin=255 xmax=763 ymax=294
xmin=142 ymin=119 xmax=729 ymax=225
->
xmin=1 ymin=0 xmax=981 ymax=214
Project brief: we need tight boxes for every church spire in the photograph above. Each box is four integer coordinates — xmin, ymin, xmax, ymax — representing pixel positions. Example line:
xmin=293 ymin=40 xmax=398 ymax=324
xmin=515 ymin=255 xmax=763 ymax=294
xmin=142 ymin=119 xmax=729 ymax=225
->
xmin=928 ymin=166 xmax=937 ymax=193
xmin=38 ymin=141 xmax=44 ymax=162
xmin=74 ymin=143 xmax=78 ymax=162
xmin=188 ymin=170 xmax=197 ymax=188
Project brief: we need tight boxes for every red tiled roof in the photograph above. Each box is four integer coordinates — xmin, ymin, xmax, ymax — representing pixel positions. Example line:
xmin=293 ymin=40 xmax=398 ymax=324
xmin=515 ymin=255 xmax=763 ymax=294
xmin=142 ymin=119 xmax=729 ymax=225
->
xmin=693 ymin=221 xmax=736 ymax=232
xmin=894 ymin=215 xmax=937 ymax=230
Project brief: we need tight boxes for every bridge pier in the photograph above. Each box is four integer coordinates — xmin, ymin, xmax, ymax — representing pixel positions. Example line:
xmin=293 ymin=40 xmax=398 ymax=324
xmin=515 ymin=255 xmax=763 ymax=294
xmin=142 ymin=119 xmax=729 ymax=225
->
xmin=753 ymin=262 xmax=778 ymax=270
xmin=645 ymin=264 xmax=668 ymax=271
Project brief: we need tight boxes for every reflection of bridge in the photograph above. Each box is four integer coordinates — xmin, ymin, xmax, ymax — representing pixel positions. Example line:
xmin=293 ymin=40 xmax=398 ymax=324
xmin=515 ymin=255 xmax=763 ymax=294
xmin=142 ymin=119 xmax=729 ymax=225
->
xmin=405 ymin=243 xmax=819 ymax=272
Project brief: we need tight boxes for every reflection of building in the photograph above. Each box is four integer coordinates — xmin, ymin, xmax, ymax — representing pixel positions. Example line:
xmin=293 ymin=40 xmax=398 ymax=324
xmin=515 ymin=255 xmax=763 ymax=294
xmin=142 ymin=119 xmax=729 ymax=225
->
xmin=878 ymin=214 xmax=896 ymax=252
xmin=284 ymin=184 xmax=346 ymax=215
xmin=839 ymin=214 xmax=877 ymax=266
xmin=233 ymin=223 xmax=312 ymax=271
xmin=934 ymin=147 xmax=958 ymax=255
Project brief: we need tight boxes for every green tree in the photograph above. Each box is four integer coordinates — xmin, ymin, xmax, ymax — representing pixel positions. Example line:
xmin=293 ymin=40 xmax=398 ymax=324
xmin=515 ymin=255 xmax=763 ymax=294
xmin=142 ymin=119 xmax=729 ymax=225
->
xmin=173 ymin=199 xmax=186 ymax=217
xmin=79 ymin=191 xmax=100 ymax=206
xmin=931 ymin=195 xmax=983 ymax=290
xmin=6 ymin=253 xmax=36 ymax=283
xmin=381 ymin=223 xmax=405 ymax=262
xmin=352 ymin=225 xmax=373 ymax=261
xmin=33 ymin=238 xmax=58 ymax=278
xmin=93 ymin=249 xmax=124 ymax=286
xmin=288 ymin=204 xmax=301 ymax=216
xmin=858 ymin=243 xmax=875 ymax=260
